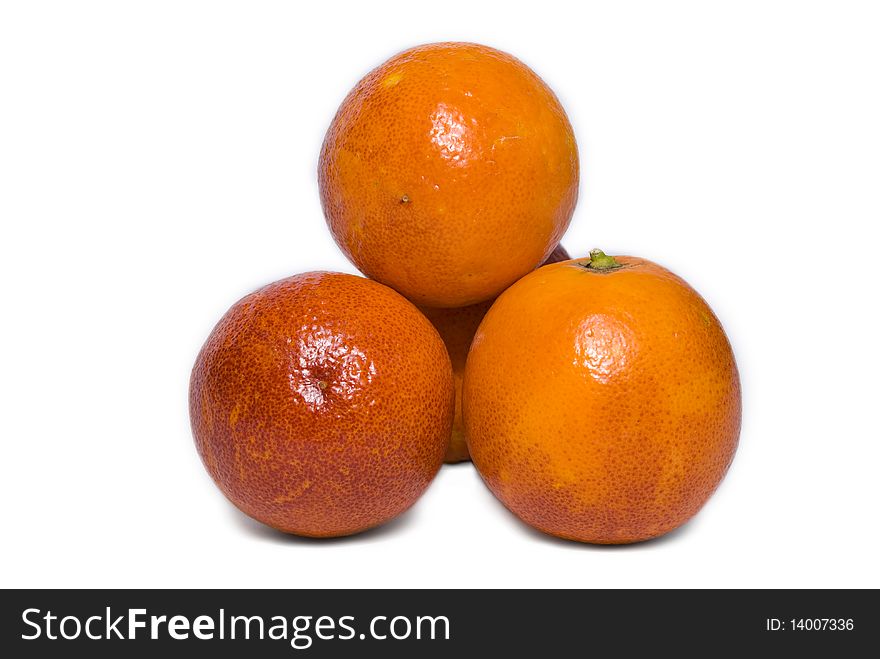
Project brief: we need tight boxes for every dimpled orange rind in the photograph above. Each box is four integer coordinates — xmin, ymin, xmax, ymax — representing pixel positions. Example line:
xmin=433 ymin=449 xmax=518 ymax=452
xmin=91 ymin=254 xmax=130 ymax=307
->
xmin=190 ymin=272 xmax=455 ymax=537
xmin=422 ymin=244 xmax=572 ymax=463
xmin=319 ymin=42 xmax=579 ymax=308
xmin=463 ymin=254 xmax=741 ymax=544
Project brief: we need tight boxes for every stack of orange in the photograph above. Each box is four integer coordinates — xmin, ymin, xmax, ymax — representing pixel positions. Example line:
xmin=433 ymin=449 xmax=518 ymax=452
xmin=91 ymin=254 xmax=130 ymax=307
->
xmin=190 ymin=42 xmax=740 ymax=544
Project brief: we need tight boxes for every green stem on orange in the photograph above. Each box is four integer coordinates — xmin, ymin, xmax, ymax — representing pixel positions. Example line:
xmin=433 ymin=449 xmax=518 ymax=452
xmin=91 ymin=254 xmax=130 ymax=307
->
xmin=587 ymin=248 xmax=622 ymax=270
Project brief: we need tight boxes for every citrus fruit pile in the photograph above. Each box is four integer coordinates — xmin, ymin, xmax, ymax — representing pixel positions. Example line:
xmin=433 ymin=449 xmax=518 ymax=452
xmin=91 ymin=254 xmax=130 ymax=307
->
xmin=190 ymin=42 xmax=741 ymax=544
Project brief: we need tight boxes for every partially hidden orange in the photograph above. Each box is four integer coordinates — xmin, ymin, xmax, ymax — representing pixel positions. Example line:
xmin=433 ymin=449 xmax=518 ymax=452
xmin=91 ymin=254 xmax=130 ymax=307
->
xmin=189 ymin=272 xmax=454 ymax=537
xmin=463 ymin=250 xmax=741 ymax=544
xmin=319 ymin=42 xmax=579 ymax=308
xmin=421 ymin=244 xmax=571 ymax=463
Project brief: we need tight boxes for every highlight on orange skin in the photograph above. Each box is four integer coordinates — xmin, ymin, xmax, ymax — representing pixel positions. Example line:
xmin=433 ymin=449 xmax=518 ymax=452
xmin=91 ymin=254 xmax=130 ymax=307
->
xmin=572 ymin=314 xmax=634 ymax=384
xmin=288 ymin=327 xmax=377 ymax=410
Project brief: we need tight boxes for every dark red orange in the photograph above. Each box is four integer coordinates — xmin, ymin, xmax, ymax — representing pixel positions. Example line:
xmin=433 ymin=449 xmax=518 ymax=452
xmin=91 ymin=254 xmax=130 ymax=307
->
xmin=190 ymin=272 xmax=454 ymax=537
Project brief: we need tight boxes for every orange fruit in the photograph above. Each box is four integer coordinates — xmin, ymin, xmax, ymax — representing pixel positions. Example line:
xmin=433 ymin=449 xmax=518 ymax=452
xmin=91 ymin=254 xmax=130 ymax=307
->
xmin=421 ymin=244 xmax=571 ymax=463
xmin=463 ymin=250 xmax=741 ymax=544
xmin=319 ymin=42 xmax=579 ymax=308
xmin=189 ymin=272 xmax=454 ymax=537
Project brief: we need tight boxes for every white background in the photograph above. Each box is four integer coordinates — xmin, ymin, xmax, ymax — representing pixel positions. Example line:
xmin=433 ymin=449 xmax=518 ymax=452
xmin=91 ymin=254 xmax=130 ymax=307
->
xmin=2 ymin=1 xmax=878 ymax=589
